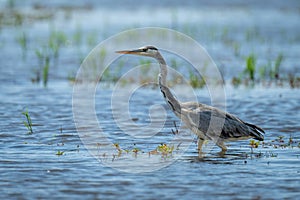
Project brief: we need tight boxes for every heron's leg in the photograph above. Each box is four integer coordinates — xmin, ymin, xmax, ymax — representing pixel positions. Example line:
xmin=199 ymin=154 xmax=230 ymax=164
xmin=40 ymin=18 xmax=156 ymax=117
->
xmin=216 ymin=141 xmax=227 ymax=156
xmin=197 ymin=138 xmax=205 ymax=158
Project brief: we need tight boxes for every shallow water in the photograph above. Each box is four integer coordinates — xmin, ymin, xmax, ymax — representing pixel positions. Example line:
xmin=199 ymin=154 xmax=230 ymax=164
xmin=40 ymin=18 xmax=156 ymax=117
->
xmin=1 ymin=82 xmax=299 ymax=199
xmin=1 ymin=1 xmax=300 ymax=199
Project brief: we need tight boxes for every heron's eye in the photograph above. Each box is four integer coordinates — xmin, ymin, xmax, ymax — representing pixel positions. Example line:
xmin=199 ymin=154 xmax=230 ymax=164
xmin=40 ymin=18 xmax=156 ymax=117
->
xmin=142 ymin=48 xmax=147 ymax=52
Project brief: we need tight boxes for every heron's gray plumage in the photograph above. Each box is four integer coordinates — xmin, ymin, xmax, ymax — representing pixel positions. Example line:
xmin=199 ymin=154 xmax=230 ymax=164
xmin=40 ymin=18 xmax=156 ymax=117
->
xmin=116 ymin=45 xmax=265 ymax=155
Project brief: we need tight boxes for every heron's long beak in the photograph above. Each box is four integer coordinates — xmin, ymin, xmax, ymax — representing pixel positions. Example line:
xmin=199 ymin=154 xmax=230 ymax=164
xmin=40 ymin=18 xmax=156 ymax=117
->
xmin=115 ymin=49 xmax=143 ymax=55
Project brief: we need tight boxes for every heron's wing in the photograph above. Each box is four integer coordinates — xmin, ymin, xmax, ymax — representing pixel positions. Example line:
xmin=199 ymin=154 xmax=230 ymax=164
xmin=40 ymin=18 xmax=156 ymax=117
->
xmin=221 ymin=112 xmax=264 ymax=141
xmin=181 ymin=103 xmax=264 ymax=141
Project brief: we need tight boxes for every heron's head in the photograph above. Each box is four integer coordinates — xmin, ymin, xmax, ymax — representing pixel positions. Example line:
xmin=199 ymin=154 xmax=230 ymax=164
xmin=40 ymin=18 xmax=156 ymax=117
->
xmin=116 ymin=45 xmax=159 ymax=58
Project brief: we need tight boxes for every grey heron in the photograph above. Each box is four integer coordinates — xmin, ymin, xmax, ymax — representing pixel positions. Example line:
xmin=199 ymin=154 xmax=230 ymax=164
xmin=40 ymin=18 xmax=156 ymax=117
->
xmin=116 ymin=45 xmax=265 ymax=156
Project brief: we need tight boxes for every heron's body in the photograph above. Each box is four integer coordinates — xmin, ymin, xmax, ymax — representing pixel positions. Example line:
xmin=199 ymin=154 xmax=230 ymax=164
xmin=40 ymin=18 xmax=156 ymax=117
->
xmin=116 ymin=45 xmax=265 ymax=156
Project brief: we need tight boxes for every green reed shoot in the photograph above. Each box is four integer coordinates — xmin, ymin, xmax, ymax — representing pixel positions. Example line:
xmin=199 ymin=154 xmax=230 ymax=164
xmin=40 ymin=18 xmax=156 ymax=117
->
xmin=33 ymin=48 xmax=46 ymax=83
xmin=244 ymin=54 xmax=256 ymax=81
xmin=34 ymin=47 xmax=51 ymax=87
xmin=43 ymin=56 xmax=50 ymax=87
xmin=22 ymin=109 xmax=33 ymax=134
xmin=189 ymin=71 xmax=205 ymax=88
xmin=48 ymin=30 xmax=67 ymax=59
xmin=272 ymin=53 xmax=283 ymax=79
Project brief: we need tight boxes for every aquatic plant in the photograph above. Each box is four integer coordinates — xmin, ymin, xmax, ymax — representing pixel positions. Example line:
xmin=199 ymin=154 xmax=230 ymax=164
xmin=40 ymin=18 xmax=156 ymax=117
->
xmin=132 ymin=147 xmax=140 ymax=154
xmin=245 ymin=27 xmax=260 ymax=42
xmin=67 ymin=71 xmax=77 ymax=83
xmin=170 ymin=58 xmax=178 ymax=70
xmin=48 ymin=30 xmax=67 ymax=60
xmin=56 ymin=150 xmax=64 ymax=156
xmin=157 ymin=143 xmax=174 ymax=158
xmin=288 ymin=74 xmax=300 ymax=88
xmin=261 ymin=135 xmax=300 ymax=149
xmin=221 ymin=26 xmax=229 ymax=41
xmin=43 ymin=56 xmax=50 ymax=87
xmin=34 ymin=46 xmax=52 ymax=87
xmin=231 ymin=54 xmax=258 ymax=87
xmin=73 ymin=25 xmax=83 ymax=46
xmin=99 ymin=47 xmax=107 ymax=65
xmin=189 ymin=70 xmax=206 ymax=88
xmin=249 ymin=140 xmax=260 ymax=148
xmin=272 ymin=53 xmax=283 ymax=80
xmin=139 ymin=59 xmax=152 ymax=74
xmin=16 ymin=31 xmax=27 ymax=59
xmin=249 ymin=139 xmax=260 ymax=155
xmin=87 ymin=31 xmax=98 ymax=48
xmin=22 ymin=109 xmax=33 ymax=134
xmin=32 ymin=48 xmax=45 ymax=83
xmin=231 ymin=76 xmax=242 ymax=87
xmin=244 ymin=54 xmax=256 ymax=82
xmin=258 ymin=61 xmax=269 ymax=81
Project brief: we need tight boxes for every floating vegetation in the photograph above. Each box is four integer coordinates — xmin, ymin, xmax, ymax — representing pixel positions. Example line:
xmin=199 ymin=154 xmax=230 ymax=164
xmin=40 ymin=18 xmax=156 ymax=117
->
xmin=109 ymin=142 xmax=176 ymax=160
xmin=249 ymin=139 xmax=260 ymax=154
xmin=101 ymin=134 xmax=299 ymax=162
xmin=244 ymin=135 xmax=299 ymax=159
xmin=22 ymin=109 xmax=33 ymax=134
xmin=56 ymin=150 xmax=64 ymax=156
xmin=249 ymin=140 xmax=260 ymax=148
xmin=156 ymin=143 xmax=174 ymax=157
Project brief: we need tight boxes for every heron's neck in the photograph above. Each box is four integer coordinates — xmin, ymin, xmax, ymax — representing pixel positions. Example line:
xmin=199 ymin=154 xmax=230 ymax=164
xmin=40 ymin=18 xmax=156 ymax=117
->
xmin=156 ymin=53 xmax=167 ymax=86
xmin=156 ymin=53 xmax=181 ymax=116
